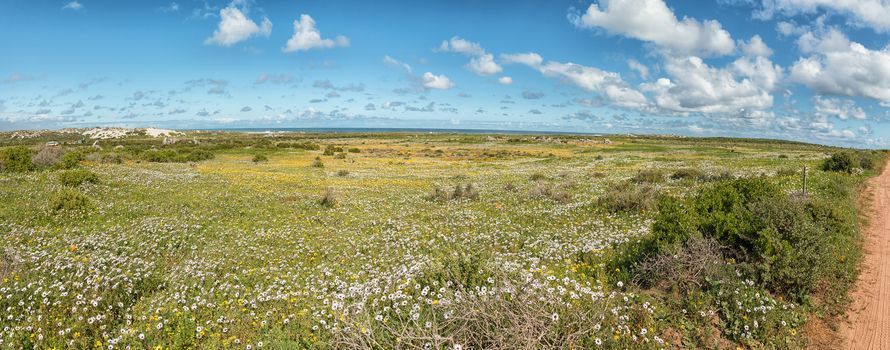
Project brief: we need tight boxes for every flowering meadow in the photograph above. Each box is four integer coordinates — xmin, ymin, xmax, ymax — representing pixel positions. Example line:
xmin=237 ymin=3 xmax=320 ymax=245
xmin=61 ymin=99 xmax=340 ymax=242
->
xmin=0 ymin=131 xmax=882 ymax=349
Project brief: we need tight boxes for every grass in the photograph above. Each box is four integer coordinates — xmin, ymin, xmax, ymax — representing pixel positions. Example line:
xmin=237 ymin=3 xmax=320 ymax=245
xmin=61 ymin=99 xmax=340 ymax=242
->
xmin=0 ymin=130 xmax=882 ymax=349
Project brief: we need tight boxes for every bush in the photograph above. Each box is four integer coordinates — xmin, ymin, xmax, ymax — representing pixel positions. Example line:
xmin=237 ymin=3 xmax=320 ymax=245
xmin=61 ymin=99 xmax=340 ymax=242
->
xmin=336 ymin=170 xmax=350 ymax=177
xmin=1 ymin=146 xmax=33 ymax=173
xmin=142 ymin=148 xmax=214 ymax=163
xmin=32 ymin=146 xmax=65 ymax=168
xmin=49 ymin=189 xmax=92 ymax=211
xmin=776 ymin=168 xmax=798 ymax=177
xmin=311 ymin=157 xmax=324 ymax=168
xmin=598 ymin=182 xmax=658 ymax=213
xmin=528 ymin=182 xmax=572 ymax=203
xmin=822 ymin=152 xmax=856 ymax=173
xmin=334 ymin=153 xmax=346 ymax=159
xmin=59 ymin=150 xmax=85 ymax=169
xmin=670 ymin=168 xmax=703 ymax=180
xmin=859 ymin=155 xmax=876 ymax=170
xmin=645 ymin=177 xmax=854 ymax=302
xmin=427 ymin=184 xmax=479 ymax=202
xmin=57 ymin=169 xmax=99 ymax=187
xmin=347 ymin=147 xmax=361 ymax=153
xmin=320 ymin=187 xmax=336 ymax=207
xmin=252 ymin=154 xmax=268 ymax=163
xmin=99 ymin=153 xmax=122 ymax=164
xmin=631 ymin=169 xmax=665 ymax=183
xmin=529 ymin=173 xmax=548 ymax=181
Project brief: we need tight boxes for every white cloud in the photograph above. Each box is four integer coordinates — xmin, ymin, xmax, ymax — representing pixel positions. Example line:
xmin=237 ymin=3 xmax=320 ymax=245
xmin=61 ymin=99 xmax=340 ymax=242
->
xmin=790 ymin=28 xmax=890 ymax=101
xmin=814 ymin=96 xmax=867 ymax=120
xmin=741 ymin=35 xmax=773 ymax=57
xmin=627 ymin=59 xmax=649 ymax=79
xmin=383 ymin=55 xmax=413 ymax=73
xmin=62 ymin=1 xmax=83 ymax=10
xmin=421 ymin=72 xmax=455 ymax=90
xmin=757 ymin=0 xmax=890 ymax=33
xmin=500 ymin=53 xmax=544 ymax=66
xmin=283 ymin=14 xmax=348 ymax=52
xmin=438 ymin=37 xmax=502 ymax=76
xmin=642 ymin=55 xmax=781 ymax=114
xmin=503 ymin=52 xmax=648 ymax=109
xmin=439 ymin=37 xmax=485 ymax=56
xmin=571 ymin=0 xmax=735 ymax=57
xmin=466 ymin=54 xmax=502 ymax=75
xmin=204 ymin=6 xmax=272 ymax=47
xmin=498 ymin=76 xmax=513 ymax=85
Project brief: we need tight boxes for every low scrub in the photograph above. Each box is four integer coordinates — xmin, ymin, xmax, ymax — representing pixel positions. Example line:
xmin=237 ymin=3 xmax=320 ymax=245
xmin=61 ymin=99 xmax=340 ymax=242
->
xmin=528 ymin=182 xmax=572 ymax=203
xmin=57 ymin=169 xmax=99 ymax=187
xmin=598 ymin=182 xmax=658 ymax=213
xmin=427 ymin=183 xmax=479 ymax=202
xmin=142 ymin=148 xmax=214 ymax=163
xmin=49 ymin=189 xmax=92 ymax=212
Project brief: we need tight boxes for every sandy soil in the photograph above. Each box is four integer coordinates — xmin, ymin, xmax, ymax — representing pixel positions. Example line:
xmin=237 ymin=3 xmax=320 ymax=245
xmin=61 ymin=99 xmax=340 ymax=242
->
xmin=839 ymin=163 xmax=890 ymax=349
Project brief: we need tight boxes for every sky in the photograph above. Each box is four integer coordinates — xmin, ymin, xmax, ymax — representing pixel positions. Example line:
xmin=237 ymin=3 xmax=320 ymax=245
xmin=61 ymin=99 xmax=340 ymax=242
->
xmin=2 ymin=0 xmax=890 ymax=148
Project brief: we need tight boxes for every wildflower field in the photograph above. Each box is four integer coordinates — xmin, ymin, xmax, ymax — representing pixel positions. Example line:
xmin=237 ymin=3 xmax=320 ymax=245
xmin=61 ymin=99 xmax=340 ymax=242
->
xmin=0 ymin=130 xmax=884 ymax=349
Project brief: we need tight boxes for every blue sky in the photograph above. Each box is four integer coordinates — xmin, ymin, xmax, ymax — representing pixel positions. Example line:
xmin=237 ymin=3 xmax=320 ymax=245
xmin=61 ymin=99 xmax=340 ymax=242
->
xmin=2 ymin=0 xmax=890 ymax=147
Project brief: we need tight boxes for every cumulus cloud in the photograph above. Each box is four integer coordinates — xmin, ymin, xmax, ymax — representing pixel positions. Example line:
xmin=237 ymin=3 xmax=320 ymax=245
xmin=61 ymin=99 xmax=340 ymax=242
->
xmin=756 ymin=0 xmax=890 ymax=33
xmin=503 ymin=52 xmax=648 ymax=109
xmin=438 ymin=37 xmax=503 ymax=76
xmin=204 ymin=5 xmax=272 ymax=47
xmin=741 ymin=35 xmax=773 ymax=57
xmin=421 ymin=72 xmax=455 ymax=90
xmin=282 ymin=14 xmax=349 ymax=52
xmin=814 ymin=96 xmax=867 ymax=120
xmin=498 ymin=76 xmax=513 ymax=85
xmin=789 ymin=28 xmax=890 ymax=101
xmin=571 ymin=0 xmax=735 ymax=57
xmin=642 ymin=55 xmax=782 ymax=114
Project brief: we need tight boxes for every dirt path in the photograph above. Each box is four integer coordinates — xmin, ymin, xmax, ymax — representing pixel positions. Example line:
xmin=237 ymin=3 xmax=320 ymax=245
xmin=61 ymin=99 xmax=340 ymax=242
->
xmin=839 ymin=163 xmax=890 ymax=349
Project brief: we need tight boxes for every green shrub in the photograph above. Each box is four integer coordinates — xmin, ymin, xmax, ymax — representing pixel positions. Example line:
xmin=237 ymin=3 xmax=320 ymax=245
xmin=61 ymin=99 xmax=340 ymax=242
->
xmin=252 ymin=154 xmax=268 ymax=163
xmin=49 ymin=189 xmax=92 ymax=211
xmin=57 ymin=169 xmax=99 ymax=187
xmin=1 ymin=146 xmax=33 ymax=173
xmin=99 ymin=153 xmax=123 ymax=164
xmin=631 ymin=169 xmax=665 ymax=183
xmin=311 ymin=157 xmax=324 ymax=168
xmin=347 ymin=147 xmax=361 ymax=153
xmin=336 ymin=170 xmax=350 ymax=177
xmin=670 ymin=168 xmax=703 ymax=180
xmin=427 ymin=184 xmax=479 ymax=202
xmin=645 ymin=177 xmax=855 ymax=302
xmin=59 ymin=150 xmax=85 ymax=169
xmin=142 ymin=148 xmax=214 ymax=163
xmin=822 ymin=152 xmax=855 ymax=173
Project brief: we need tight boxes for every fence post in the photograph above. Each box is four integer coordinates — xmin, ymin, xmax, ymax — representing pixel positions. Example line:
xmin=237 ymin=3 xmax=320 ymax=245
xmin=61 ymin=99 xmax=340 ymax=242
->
xmin=803 ymin=166 xmax=807 ymax=196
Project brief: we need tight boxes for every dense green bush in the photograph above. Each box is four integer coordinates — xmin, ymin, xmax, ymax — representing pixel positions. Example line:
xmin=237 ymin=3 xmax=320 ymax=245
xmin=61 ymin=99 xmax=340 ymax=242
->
xmin=822 ymin=152 xmax=855 ymax=173
xmin=644 ymin=177 xmax=854 ymax=302
xmin=1 ymin=146 xmax=33 ymax=173
xmin=60 ymin=150 xmax=85 ymax=169
xmin=58 ymin=169 xmax=99 ymax=187
xmin=49 ymin=189 xmax=92 ymax=211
